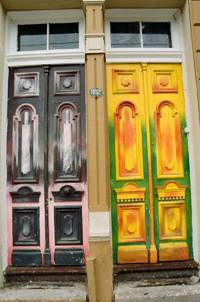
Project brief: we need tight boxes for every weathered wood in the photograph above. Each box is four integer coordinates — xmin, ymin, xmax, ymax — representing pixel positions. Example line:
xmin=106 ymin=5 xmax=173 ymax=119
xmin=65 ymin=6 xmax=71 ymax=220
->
xmin=11 ymin=187 xmax=40 ymax=203
xmin=117 ymin=248 xmax=148 ymax=264
xmin=113 ymin=260 xmax=198 ymax=273
xmin=12 ymin=250 xmax=42 ymax=267
xmin=52 ymin=185 xmax=84 ymax=202
xmin=5 ymin=265 xmax=86 ymax=275
xmin=159 ymin=246 xmax=189 ymax=262
xmin=5 ymin=265 xmax=87 ymax=283
xmin=54 ymin=249 xmax=84 ymax=266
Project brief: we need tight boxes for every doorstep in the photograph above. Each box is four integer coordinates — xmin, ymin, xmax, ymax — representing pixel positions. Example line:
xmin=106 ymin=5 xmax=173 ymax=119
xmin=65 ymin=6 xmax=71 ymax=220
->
xmin=113 ymin=260 xmax=199 ymax=281
xmin=4 ymin=266 xmax=87 ymax=283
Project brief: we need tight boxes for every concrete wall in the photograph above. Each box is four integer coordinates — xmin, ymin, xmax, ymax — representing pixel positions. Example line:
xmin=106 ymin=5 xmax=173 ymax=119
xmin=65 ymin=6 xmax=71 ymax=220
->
xmin=0 ymin=0 xmax=199 ymax=301
xmin=181 ymin=0 xmax=200 ymax=265
xmin=189 ymin=0 xmax=200 ymax=109
xmin=0 ymin=0 xmax=185 ymax=11
xmin=0 ymin=1 xmax=6 ymax=287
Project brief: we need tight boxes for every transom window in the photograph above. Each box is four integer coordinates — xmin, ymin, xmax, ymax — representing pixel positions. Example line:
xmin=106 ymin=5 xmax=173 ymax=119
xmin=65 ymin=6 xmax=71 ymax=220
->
xmin=18 ymin=23 xmax=79 ymax=51
xmin=110 ymin=22 xmax=172 ymax=48
xmin=6 ymin=10 xmax=85 ymax=66
xmin=105 ymin=9 xmax=183 ymax=63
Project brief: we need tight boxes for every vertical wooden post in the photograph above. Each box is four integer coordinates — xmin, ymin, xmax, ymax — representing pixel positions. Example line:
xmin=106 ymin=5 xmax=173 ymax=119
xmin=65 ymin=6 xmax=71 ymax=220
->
xmin=86 ymin=257 xmax=97 ymax=302
xmin=83 ymin=1 xmax=113 ymax=301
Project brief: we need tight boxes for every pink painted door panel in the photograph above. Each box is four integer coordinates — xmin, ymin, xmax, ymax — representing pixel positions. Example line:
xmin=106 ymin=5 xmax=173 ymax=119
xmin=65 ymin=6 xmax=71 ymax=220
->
xmin=7 ymin=65 xmax=88 ymax=267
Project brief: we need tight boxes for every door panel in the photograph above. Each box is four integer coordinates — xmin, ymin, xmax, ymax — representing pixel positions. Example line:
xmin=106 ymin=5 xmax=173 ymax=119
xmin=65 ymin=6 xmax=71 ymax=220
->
xmin=107 ymin=63 xmax=192 ymax=264
xmin=47 ymin=65 xmax=88 ymax=266
xmin=7 ymin=65 xmax=88 ymax=267
xmin=154 ymin=100 xmax=184 ymax=179
xmin=7 ymin=66 xmax=45 ymax=266
xmin=147 ymin=64 xmax=192 ymax=261
xmin=107 ymin=64 xmax=149 ymax=264
xmin=114 ymin=100 xmax=144 ymax=180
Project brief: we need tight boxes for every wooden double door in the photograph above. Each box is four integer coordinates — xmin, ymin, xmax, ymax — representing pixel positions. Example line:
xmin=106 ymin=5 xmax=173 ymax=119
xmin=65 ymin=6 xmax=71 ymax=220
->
xmin=7 ymin=65 xmax=88 ymax=267
xmin=107 ymin=63 xmax=193 ymax=264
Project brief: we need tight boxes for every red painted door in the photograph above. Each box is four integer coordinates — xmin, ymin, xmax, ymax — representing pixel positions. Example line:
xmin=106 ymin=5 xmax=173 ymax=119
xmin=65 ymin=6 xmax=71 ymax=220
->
xmin=7 ymin=65 xmax=88 ymax=267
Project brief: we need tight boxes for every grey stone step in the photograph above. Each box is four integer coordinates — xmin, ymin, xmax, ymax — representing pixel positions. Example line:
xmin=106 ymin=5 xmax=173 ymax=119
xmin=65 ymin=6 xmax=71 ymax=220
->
xmin=0 ymin=282 xmax=87 ymax=301
xmin=114 ymin=279 xmax=200 ymax=302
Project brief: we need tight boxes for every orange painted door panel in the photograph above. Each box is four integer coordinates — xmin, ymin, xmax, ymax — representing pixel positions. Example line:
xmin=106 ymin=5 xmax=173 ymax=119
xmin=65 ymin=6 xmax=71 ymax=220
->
xmin=107 ymin=63 xmax=193 ymax=264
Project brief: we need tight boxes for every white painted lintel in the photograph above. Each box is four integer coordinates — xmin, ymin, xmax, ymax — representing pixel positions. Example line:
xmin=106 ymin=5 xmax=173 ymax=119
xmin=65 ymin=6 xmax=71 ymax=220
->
xmin=106 ymin=50 xmax=183 ymax=63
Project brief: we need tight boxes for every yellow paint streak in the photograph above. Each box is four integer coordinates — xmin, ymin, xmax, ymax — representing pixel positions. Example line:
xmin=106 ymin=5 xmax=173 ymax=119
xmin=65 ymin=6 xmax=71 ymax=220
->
xmin=115 ymin=183 xmax=146 ymax=202
xmin=117 ymin=203 xmax=146 ymax=243
xmin=118 ymin=245 xmax=147 ymax=250
xmin=117 ymin=247 xmax=148 ymax=264
xmin=159 ymin=200 xmax=187 ymax=241
xmin=159 ymin=242 xmax=188 ymax=248
xmin=156 ymin=181 xmax=187 ymax=200
xmin=107 ymin=64 xmax=144 ymax=181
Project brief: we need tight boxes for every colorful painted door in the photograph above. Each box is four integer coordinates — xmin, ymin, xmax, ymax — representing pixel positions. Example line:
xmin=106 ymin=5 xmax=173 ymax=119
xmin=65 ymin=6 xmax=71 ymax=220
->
xmin=107 ymin=63 xmax=193 ymax=264
xmin=7 ymin=65 xmax=88 ymax=267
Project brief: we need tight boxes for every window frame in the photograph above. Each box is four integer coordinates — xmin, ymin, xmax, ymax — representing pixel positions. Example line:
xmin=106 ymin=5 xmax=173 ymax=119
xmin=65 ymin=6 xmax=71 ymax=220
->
xmin=6 ymin=10 xmax=85 ymax=66
xmin=105 ymin=9 xmax=183 ymax=63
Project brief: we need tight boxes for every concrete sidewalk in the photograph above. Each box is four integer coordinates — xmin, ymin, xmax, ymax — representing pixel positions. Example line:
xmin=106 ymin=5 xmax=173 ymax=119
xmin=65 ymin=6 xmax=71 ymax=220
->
xmin=0 ymin=282 xmax=87 ymax=301
xmin=114 ymin=279 xmax=200 ymax=301
xmin=1 ymin=279 xmax=200 ymax=301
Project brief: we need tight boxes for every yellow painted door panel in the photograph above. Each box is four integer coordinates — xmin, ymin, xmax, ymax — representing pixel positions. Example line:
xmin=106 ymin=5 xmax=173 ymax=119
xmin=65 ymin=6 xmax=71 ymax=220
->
xmin=107 ymin=63 xmax=192 ymax=264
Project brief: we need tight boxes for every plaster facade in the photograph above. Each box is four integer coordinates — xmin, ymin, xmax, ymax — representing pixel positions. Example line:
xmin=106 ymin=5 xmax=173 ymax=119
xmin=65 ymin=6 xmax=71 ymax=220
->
xmin=0 ymin=1 xmax=199 ymax=301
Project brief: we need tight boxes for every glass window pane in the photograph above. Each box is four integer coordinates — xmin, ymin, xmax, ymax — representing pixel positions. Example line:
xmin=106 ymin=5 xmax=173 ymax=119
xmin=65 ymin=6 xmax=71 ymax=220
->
xmin=110 ymin=22 xmax=140 ymax=48
xmin=18 ymin=24 xmax=47 ymax=51
xmin=142 ymin=22 xmax=172 ymax=48
xmin=49 ymin=23 xmax=79 ymax=50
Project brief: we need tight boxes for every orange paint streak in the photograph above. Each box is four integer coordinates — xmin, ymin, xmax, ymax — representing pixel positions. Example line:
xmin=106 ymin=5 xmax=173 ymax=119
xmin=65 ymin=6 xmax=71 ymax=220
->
xmin=124 ymin=108 xmax=134 ymax=172
xmin=115 ymin=102 xmax=139 ymax=177
xmin=142 ymin=64 xmax=156 ymax=254
xmin=175 ymin=116 xmax=183 ymax=166
xmin=160 ymin=106 xmax=174 ymax=171
xmin=127 ymin=211 xmax=136 ymax=233
xmin=155 ymin=100 xmax=183 ymax=178
xmin=164 ymin=121 xmax=174 ymax=169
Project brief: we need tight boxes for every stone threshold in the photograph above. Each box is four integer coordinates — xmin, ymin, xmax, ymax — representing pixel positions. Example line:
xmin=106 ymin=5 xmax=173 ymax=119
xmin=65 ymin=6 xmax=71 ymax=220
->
xmin=113 ymin=260 xmax=199 ymax=282
xmin=4 ymin=266 xmax=87 ymax=283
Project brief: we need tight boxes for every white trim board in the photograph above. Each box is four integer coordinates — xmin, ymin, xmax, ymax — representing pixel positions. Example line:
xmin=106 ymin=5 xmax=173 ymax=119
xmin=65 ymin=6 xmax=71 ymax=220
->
xmin=7 ymin=52 xmax=85 ymax=67
xmin=106 ymin=50 xmax=183 ymax=63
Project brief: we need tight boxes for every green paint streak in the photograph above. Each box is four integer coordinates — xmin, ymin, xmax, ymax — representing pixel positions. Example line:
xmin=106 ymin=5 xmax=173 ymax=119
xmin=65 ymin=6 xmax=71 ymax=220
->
xmin=108 ymin=116 xmax=150 ymax=263
xmin=109 ymin=108 xmax=193 ymax=263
